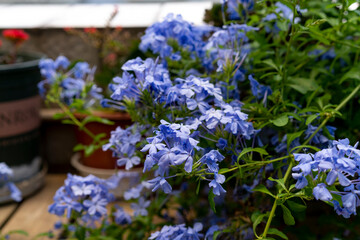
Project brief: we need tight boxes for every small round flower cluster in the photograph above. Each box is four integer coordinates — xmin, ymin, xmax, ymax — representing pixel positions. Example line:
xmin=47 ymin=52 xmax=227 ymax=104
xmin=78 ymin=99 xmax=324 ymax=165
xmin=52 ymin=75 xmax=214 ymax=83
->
xmin=165 ymin=75 xmax=223 ymax=114
xmin=2 ymin=29 xmax=29 ymax=45
xmin=38 ymin=56 xmax=103 ymax=106
xmin=140 ymin=13 xmax=212 ymax=60
xmin=292 ymin=139 xmax=360 ymax=218
xmin=48 ymin=174 xmax=120 ymax=224
xmin=102 ymin=57 xmax=172 ymax=109
xmin=0 ymin=162 xmax=22 ymax=202
xmin=225 ymin=0 xmax=255 ymax=20
xmin=142 ymin=120 xmax=201 ymax=193
xmin=102 ymin=124 xmax=142 ymax=170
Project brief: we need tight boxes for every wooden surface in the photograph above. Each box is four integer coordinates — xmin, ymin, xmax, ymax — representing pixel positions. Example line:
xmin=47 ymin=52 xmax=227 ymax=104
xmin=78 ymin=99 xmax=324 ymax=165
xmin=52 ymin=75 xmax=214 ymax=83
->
xmin=1 ymin=174 xmax=66 ymax=240
xmin=0 ymin=174 xmax=133 ymax=240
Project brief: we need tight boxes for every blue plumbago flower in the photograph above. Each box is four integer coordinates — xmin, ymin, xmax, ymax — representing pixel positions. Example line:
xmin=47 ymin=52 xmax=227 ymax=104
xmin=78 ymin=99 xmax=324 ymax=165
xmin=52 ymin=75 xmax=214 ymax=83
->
xmin=140 ymin=13 xmax=212 ymax=59
xmin=204 ymin=24 xmax=257 ymax=72
xmin=0 ymin=162 xmax=22 ymax=202
xmin=262 ymin=2 xmax=306 ymax=33
xmin=216 ymin=138 xmax=228 ymax=150
xmin=107 ymin=57 xmax=172 ymax=105
xmin=113 ymin=206 xmax=132 ymax=225
xmin=199 ymin=103 xmax=256 ymax=139
xmin=313 ymin=183 xmax=332 ymax=201
xmin=54 ymin=55 xmax=70 ymax=69
xmin=147 ymin=176 xmax=172 ymax=194
xmin=205 ymin=225 xmax=220 ymax=240
xmin=123 ymin=181 xmax=151 ymax=200
xmin=209 ymin=173 xmax=227 ymax=196
xmin=83 ymin=194 xmax=108 ymax=216
xmin=73 ymin=62 xmax=91 ymax=79
xmin=48 ymin=174 xmax=119 ymax=223
xmin=103 ymin=124 xmax=142 ymax=170
xmin=38 ymin=56 xmax=103 ymax=106
xmin=142 ymin=120 xmax=200 ymax=177
xmin=131 ymin=197 xmax=150 ymax=217
xmin=166 ymin=75 xmax=223 ymax=115
xmin=199 ymin=150 xmax=225 ymax=173
xmin=149 ymin=223 xmax=203 ymax=240
xmin=292 ymin=139 xmax=360 ymax=218
xmin=248 ymin=75 xmax=272 ymax=102
xmin=225 ymin=0 xmax=255 ymax=20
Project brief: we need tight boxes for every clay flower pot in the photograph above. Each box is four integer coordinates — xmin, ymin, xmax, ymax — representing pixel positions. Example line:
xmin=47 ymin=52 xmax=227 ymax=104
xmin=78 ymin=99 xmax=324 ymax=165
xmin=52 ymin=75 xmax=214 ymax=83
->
xmin=73 ymin=110 xmax=132 ymax=169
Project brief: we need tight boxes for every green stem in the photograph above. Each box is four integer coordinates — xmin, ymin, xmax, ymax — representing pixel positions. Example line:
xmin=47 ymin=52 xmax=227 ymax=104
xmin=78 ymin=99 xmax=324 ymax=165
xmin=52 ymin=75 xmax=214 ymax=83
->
xmin=339 ymin=0 xmax=345 ymax=25
xmin=262 ymin=84 xmax=360 ymax=238
xmin=220 ymin=155 xmax=291 ymax=174
xmin=56 ymin=100 xmax=98 ymax=141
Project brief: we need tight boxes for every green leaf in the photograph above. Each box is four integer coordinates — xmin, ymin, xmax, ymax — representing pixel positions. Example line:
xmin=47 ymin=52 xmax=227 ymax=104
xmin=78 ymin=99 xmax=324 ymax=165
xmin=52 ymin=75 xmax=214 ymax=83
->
xmin=94 ymin=133 xmax=107 ymax=142
xmin=306 ymin=114 xmax=319 ymax=125
xmin=208 ymin=189 xmax=216 ymax=213
xmin=53 ymin=112 xmax=66 ymax=120
xmin=61 ymin=119 xmax=76 ymax=125
xmin=213 ymin=231 xmax=222 ymax=240
xmin=287 ymin=200 xmax=306 ymax=212
xmin=270 ymin=115 xmax=289 ymax=127
xmin=262 ymin=59 xmax=279 ymax=71
xmin=340 ymin=66 xmax=360 ymax=84
xmin=288 ymin=77 xmax=319 ymax=94
xmin=281 ymin=204 xmax=295 ymax=225
xmin=267 ymin=228 xmax=288 ymax=240
xmin=237 ymin=147 xmax=269 ymax=162
xmin=84 ymin=144 xmax=96 ymax=156
xmin=251 ymin=211 xmax=269 ymax=238
xmin=287 ymin=130 xmax=305 ymax=150
xmin=73 ymin=143 xmax=85 ymax=152
xmin=268 ymin=177 xmax=287 ymax=192
xmin=81 ymin=116 xmax=114 ymax=128
xmin=7 ymin=230 xmax=29 ymax=236
xmin=218 ymin=168 xmax=230 ymax=174
xmin=252 ymin=184 xmax=275 ymax=198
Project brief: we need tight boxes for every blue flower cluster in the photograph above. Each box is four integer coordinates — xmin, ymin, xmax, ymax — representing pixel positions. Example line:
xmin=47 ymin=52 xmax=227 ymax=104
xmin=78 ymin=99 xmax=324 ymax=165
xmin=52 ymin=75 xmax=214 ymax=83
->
xmin=166 ymin=75 xmax=223 ymax=114
xmin=292 ymin=139 xmax=360 ymax=218
xmin=48 ymin=174 xmax=119 ymax=224
xmin=225 ymin=0 xmax=255 ymax=20
xmin=142 ymin=120 xmax=201 ymax=193
xmin=103 ymin=57 xmax=171 ymax=109
xmin=38 ymin=56 xmax=103 ymax=106
xmin=103 ymin=124 xmax=142 ymax=170
xmin=199 ymin=103 xmax=256 ymax=139
xmin=140 ymin=13 xmax=211 ymax=60
xmin=149 ymin=223 xmax=203 ymax=240
xmin=0 ymin=162 xmax=21 ymax=202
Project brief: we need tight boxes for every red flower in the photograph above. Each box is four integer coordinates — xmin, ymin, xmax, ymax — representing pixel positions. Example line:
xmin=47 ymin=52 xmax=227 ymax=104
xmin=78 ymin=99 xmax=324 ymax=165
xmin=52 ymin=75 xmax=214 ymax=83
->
xmin=63 ymin=27 xmax=73 ymax=32
xmin=84 ymin=27 xmax=98 ymax=34
xmin=2 ymin=29 xmax=29 ymax=45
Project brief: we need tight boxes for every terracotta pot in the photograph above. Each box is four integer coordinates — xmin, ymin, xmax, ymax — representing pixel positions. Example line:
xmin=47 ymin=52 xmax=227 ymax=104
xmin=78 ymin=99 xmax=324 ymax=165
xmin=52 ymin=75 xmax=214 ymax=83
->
xmin=73 ymin=110 xmax=132 ymax=169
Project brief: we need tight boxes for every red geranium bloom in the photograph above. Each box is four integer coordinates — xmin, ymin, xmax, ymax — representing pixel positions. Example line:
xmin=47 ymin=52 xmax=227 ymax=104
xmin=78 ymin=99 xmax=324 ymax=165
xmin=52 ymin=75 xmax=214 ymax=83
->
xmin=2 ymin=29 xmax=29 ymax=45
xmin=84 ymin=27 xmax=98 ymax=34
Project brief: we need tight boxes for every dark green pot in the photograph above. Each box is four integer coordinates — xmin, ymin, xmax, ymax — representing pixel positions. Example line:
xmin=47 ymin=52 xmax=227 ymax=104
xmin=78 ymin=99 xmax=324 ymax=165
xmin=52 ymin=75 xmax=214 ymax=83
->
xmin=0 ymin=52 xmax=44 ymax=182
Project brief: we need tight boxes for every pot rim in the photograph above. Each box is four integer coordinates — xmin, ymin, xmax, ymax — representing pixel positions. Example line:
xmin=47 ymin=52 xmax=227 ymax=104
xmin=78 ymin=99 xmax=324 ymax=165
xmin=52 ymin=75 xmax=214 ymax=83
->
xmin=0 ymin=51 xmax=46 ymax=71
xmin=73 ymin=110 xmax=131 ymax=121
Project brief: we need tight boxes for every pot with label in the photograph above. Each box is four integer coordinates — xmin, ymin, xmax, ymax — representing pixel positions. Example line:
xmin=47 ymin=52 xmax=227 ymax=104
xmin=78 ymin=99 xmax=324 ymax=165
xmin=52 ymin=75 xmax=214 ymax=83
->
xmin=0 ymin=52 xmax=45 ymax=201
